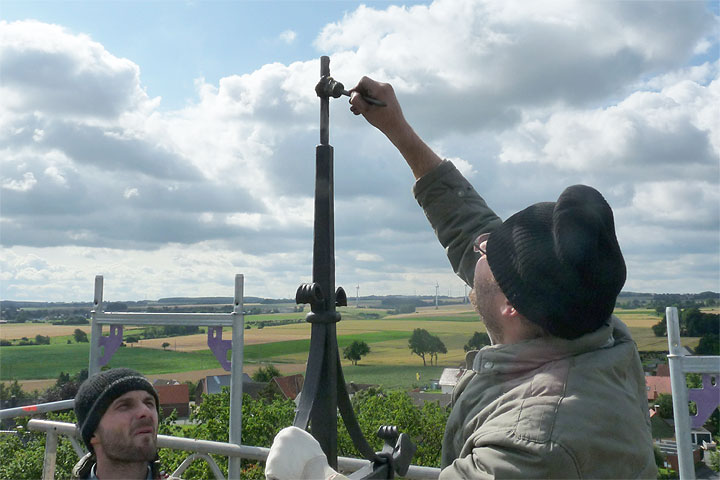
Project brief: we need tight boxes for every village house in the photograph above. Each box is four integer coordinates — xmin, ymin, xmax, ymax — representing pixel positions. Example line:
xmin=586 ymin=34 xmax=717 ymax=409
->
xmin=152 ymin=379 xmax=190 ymax=418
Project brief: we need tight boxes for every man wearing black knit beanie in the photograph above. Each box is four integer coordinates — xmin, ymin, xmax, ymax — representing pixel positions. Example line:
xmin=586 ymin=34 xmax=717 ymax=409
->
xmin=72 ymin=368 xmax=162 ymax=480
xmin=349 ymin=78 xmax=657 ymax=479
xmin=266 ymin=79 xmax=657 ymax=480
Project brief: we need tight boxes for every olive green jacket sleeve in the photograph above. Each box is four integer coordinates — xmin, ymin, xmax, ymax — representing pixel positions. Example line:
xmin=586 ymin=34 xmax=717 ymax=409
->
xmin=412 ymin=160 xmax=502 ymax=287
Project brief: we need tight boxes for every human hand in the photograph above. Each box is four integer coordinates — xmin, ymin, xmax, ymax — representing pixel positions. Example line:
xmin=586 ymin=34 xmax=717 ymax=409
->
xmin=265 ymin=426 xmax=341 ymax=480
xmin=349 ymin=76 xmax=441 ymax=179
xmin=349 ymin=77 xmax=409 ymax=141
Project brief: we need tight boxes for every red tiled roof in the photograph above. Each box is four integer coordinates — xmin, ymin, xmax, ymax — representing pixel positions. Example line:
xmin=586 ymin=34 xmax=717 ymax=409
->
xmin=272 ymin=374 xmax=304 ymax=400
xmin=656 ymin=364 xmax=670 ymax=377
xmin=646 ymin=376 xmax=672 ymax=401
xmin=155 ymin=384 xmax=189 ymax=405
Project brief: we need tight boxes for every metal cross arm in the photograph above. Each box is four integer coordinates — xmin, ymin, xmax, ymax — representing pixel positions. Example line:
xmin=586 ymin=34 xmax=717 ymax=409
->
xmin=293 ymin=56 xmax=415 ymax=479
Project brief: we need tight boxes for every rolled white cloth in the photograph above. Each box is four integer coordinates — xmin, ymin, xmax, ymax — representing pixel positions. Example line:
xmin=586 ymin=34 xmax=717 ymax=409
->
xmin=265 ymin=426 xmax=347 ymax=480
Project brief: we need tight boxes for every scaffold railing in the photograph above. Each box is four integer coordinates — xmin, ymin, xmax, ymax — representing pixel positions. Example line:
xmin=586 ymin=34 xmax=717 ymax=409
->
xmin=665 ymin=306 xmax=720 ymax=480
xmin=21 ymin=418 xmax=441 ymax=480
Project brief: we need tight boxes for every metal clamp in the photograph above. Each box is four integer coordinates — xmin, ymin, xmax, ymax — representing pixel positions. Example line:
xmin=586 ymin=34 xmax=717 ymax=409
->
xmin=296 ymin=282 xmax=324 ymax=305
xmin=316 ymin=75 xmax=387 ymax=106
xmin=348 ymin=426 xmax=417 ymax=479
xmin=335 ymin=287 xmax=348 ymax=307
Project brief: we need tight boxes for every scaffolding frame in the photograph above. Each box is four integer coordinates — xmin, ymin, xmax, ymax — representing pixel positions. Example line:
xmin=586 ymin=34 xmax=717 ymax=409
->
xmin=665 ymin=306 xmax=720 ymax=479
xmin=88 ymin=274 xmax=245 ymax=479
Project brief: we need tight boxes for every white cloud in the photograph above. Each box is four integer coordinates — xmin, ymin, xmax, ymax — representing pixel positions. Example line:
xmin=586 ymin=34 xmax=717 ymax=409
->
xmin=2 ymin=172 xmax=37 ymax=191
xmin=630 ymin=180 xmax=719 ymax=226
xmin=0 ymin=20 xmax=153 ymax=118
xmin=316 ymin=0 xmax=715 ymax=136
xmin=278 ymin=29 xmax=297 ymax=44
xmin=498 ymin=72 xmax=719 ymax=176
xmin=43 ymin=166 xmax=67 ymax=186
xmin=123 ymin=187 xmax=139 ymax=199
xmin=446 ymin=157 xmax=476 ymax=177
xmin=1 ymin=1 xmax=718 ymax=300
xmin=355 ymin=252 xmax=383 ymax=262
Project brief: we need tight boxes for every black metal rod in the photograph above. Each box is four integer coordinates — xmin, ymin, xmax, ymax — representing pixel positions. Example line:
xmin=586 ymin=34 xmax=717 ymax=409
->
xmin=311 ymin=143 xmax=338 ymax=467
xmin=295 ymin=56 xmax=407 ymax=476
xmin=312 ymin=144 xmax=335 ymax=314
xmin=320 ymin=56 xmax=330 ymax=146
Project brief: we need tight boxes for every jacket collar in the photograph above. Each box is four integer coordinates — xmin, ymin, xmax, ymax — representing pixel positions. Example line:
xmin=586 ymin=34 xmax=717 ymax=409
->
xmin=470 ymin=315 xmax=629 ymax=375
xmin=89 ymin=463 xmax=154 ymax=480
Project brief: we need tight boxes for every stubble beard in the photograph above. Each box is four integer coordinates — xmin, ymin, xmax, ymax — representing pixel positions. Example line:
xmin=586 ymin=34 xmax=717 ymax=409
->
xmin=97 ymin=422 xmax=157 ymax=464
xmin=469 ymin=279 xmax=504 ymax=345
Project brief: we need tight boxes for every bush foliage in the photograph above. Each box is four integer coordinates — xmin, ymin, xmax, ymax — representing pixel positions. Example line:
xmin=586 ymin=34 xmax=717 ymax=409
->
xmin=0 ymin=387 xmax=448 ymax=479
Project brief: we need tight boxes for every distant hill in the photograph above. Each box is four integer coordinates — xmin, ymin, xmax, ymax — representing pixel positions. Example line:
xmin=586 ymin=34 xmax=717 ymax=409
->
xmin=157 ymin=296 xmax=257 ymax=305
xmin=2 ymin=291 xmax=718 ymax=309
xmin=615 ymin=291 xmax=718 ymax=308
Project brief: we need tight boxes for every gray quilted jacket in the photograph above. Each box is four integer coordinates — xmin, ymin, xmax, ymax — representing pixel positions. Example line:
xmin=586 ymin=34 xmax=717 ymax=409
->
xmin=414 ymin=161 xmax=656 ymax=479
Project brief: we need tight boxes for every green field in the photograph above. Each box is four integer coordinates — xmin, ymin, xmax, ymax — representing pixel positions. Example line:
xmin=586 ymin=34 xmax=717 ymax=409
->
xmin=0 ymin=343 xmax=222 ymax=380
xmin=0 ymin=304 xmax=702 ymax=387
xmin=342 ymin=365 xmax=446 ymax=389
xmin=0 ymin=330 xmax=427 ymax=381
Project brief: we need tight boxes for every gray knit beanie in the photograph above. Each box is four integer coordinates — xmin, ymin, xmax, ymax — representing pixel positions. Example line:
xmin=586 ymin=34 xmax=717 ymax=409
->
xmin=74 ymin=368 xmax=159 ymax=450
xmin=486 ymin=185 xmax=626 ymax=339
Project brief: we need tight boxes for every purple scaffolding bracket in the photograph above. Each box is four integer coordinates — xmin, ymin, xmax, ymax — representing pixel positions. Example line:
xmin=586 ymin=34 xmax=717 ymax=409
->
xmin=98 ymin=325 xmax=123 ymax=366
xmin=688 ymin=373 xmax=720 ymax=429
xmin=208 ymin=326 xmax=232 ymax=371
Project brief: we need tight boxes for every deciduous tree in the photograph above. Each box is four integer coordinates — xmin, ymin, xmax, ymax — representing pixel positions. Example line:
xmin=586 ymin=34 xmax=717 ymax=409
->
xmin=428 ymin=336 xmax=447 ymax=366
xmin=696 ymin=334 xmax=720 ymax=355
xmin=464 ymin=332 xmax=491 ymax=352
xmin=73 ymin=328 xmax=88 ymax=343
xmin=343 ymin=340 xmax=371 ymax=366
xmin=409 ymin=328 xmax=433 ymax=366
xmin=251 ymin=364 xmax=281 ymax=382
xmin=409 ymin=329 xmax=446 ymax=366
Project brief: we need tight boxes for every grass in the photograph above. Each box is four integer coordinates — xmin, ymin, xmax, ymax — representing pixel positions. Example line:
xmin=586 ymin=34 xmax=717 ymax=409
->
xmin=342 ymin=365 xmax=447 ymax=390
xmin=2 ymin=303 xmax=704 ymax=383
xmin=0 ymin=343 xmax=221 ymax=380
xmin=0 ymin=330 xmax=422 ymax=380
xmin=243 ymin=330 xmax=411 ymax=361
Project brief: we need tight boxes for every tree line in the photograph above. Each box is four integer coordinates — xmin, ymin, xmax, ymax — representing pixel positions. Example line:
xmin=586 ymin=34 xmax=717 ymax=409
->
xmin=342 ymin=330 xmax=493 ymax=368
xmin=651 ymin=307 xmax=719 ymax=355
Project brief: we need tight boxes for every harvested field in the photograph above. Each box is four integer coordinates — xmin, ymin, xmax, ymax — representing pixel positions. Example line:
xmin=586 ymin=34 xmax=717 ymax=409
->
xmin=394 ymin=304 xmax=475 ymax=318
xmin=0 ymin=323 xmax=91 ymax=340
xmin=137 ymin=328 xmax=311 ymax=351
xmin=338 ymin=319 xmax=478 ymax=336
xmin=16 ymin=378 xmax=56 ymax=393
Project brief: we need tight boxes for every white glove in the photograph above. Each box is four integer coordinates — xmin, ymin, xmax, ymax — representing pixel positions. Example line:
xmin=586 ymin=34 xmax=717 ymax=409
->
xmin=265 ymin=426 xmax=344 ymax=480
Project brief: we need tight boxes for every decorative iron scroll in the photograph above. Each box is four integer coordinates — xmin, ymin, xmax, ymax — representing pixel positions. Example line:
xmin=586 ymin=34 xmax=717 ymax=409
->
xmin=293 ymin=56 xmax=415 ymax=479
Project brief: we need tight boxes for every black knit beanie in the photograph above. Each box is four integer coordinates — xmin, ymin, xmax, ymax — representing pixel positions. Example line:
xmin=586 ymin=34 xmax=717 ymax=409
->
xmin=74 ymin=368 xmax=159 ymax=450
xmin=486 ymin=185 xmax=626 ymax=339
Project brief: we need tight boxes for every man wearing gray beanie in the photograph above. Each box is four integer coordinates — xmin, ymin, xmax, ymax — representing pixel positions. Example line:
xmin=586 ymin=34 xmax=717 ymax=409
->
xmin=266 ymin=79 xmax=657 ymax=479
xmin=72 ymin=368 xmax=162 ymax=480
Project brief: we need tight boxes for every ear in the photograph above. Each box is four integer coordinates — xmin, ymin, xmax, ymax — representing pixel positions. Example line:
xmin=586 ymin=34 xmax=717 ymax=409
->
xmin=499 ymin=297 xmax=520 ymax=318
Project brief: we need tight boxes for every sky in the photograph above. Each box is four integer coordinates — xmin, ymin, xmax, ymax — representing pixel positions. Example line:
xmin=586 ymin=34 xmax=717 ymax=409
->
xmin=1 ymin=0 xmax=718 ymax=302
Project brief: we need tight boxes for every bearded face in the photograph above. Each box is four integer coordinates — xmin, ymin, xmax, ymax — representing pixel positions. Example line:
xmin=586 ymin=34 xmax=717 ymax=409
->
xmin=92 ymin=390 xmax=158 ymax=464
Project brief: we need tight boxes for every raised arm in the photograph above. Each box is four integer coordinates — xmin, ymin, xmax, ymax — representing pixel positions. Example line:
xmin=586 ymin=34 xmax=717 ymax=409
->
xmin=349 ymin=76 xmax=501 ymax=286
xmin=349 ymin=76 xmax=441 ymax=180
